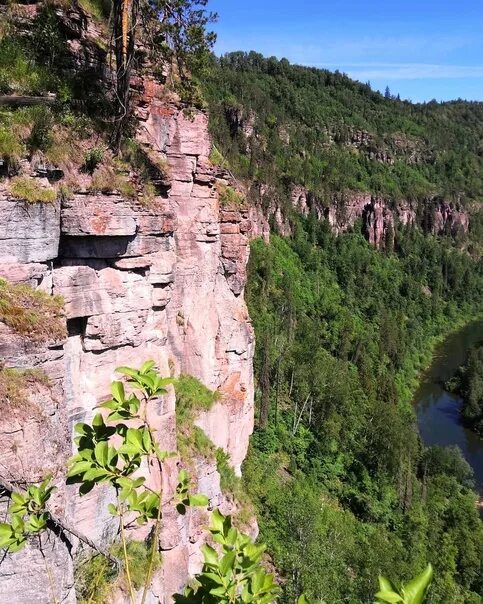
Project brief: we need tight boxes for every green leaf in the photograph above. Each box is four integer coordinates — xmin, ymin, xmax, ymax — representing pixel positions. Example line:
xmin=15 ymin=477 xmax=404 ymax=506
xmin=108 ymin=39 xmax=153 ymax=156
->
xmin=220 ymin=550 xmax=236 ymax=575
xmin=402 ymin=564 xmax=433 ymax=604
xmin=210 ymin=508 xmax=225 ymax=533
xmin=375 ymin=590 xmax=404 ymax=603
xmin=189 ymin=493 xmax=209 ymax=507
xmin=67 ymin=460 xmax=93 ymax=477
xmin=91 ymin=413 xmax=105 ymax=427
xmin=11 ymin=493 xmax=25 ymax=505
xmin=140 ymin=360 xmax=156 ymax=374
xmin=8 ymin=537 xmax=27 ymax=552
xmin=107 ymin=503 xmax=118 ymax=516
xmin=116 ymin=366 xmax=139 ymax=378
xmin=111 ymin=380 xmax=125 ymax=403
xmin=379 ymin=577 xmax=397 ymax=593
xmin=83 ymin=468 xmax=109 ymax=482
xmin=74 ymin=423 xmax=91 ymax=436
xmin=94 ymin=441 xmax=109 ymax=467
xmin=202 ymin=544 xmax=219 ymax=566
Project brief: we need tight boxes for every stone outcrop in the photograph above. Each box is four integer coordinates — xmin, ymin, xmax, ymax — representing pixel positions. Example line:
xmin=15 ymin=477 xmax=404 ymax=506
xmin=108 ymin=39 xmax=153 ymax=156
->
xmin=0 ymin=63 xmax=254 ymax=604
xmin=255 ymin=183 xmax=470 ymax=248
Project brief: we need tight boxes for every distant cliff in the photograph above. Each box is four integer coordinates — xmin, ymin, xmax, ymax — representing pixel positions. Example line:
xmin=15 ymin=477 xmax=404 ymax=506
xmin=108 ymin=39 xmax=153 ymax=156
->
xmin=203 ymin=51 xmax=482 ymax=249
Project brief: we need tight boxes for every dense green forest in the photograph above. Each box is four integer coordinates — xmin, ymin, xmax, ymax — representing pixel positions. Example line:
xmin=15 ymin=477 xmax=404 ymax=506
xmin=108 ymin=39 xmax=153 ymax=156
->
xmin=202 ymin=52 xmax=482 ymax=223
xmin=243 ymin=221 xmax=483 ymax=603
xmin=200 ymin=50 xmax=483 ymax=604
xmin=447 ymin=344 xmax=483 ymax=436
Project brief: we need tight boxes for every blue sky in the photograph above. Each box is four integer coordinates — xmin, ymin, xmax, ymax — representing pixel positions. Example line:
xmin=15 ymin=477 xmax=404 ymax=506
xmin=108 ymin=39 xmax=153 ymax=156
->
xmin=207 ymin=0 xmax=483 ymax=102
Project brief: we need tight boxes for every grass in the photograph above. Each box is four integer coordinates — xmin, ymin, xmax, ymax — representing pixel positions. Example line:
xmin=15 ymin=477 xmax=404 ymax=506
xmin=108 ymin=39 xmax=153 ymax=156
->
xmin=9 ymin=176 xmax=57 ymax=204
xmin=89 ymin=166 xmax=137 ymax=199
xmin=175 ymin=374 xmax=220 ymax=426
xmin=0 ymin=126 xmax=23 ymax=165
xmin=175 ymin=375 xmax=220 ymax=460
xmin=76 ymin=540 xmax=160 ymax=603
xmin=215 ymin=448 xmax=253 ymax=526
xmin=0 ymin=367 xmax=49 ymax=412
xmin=77 ymin=0 xmax=112 ymax=22
xmin=0 ymin=38 xmax=60 ymax=96
xmin=217 ymin=183 xmax=245 ymax=208
xmin=0 ymin=279 xmax=66 ymax=342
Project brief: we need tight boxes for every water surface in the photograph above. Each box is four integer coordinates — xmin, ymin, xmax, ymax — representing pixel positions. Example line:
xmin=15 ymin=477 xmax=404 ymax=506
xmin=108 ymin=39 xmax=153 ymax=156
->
xmin=414 ymin=320 xmax=483 ymax=492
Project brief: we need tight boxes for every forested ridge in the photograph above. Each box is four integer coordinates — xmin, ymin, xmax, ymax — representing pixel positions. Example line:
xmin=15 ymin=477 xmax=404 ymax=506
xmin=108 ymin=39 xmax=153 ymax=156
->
xmin=202 ymin=52 xmax=483 ymax=603
xmin=203 ymin=52 xmax=482 ymax=206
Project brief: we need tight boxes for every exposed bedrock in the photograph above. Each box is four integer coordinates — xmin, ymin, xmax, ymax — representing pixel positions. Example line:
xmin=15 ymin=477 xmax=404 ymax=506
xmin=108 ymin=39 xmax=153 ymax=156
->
xmin=0 ymin=81 xmax=255 ymax=602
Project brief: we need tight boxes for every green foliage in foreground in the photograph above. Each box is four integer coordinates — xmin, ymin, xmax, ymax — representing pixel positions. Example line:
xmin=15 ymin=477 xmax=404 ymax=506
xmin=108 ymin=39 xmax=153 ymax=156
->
xmin=244 ymin=221 xmax=483 ymax=603
xmin=175 ymin=508 xmax=280 ymax=604
xmin=0 ymin=478 xmax=53 ymax=552
xmin=376 ymin=564 xmax=433 ymax=604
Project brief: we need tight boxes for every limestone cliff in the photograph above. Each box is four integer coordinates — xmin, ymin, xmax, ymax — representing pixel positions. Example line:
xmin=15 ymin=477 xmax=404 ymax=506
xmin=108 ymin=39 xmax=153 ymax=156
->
xmin=0 ymin=7 xmax=255 ymax=601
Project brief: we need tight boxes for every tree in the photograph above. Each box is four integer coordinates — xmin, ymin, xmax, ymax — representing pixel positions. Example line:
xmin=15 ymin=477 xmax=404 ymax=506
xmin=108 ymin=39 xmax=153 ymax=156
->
xmin=111 ymin=0 xmax=217 ymax=146
xmin=384 ymin=85 xmax=391 ymax=99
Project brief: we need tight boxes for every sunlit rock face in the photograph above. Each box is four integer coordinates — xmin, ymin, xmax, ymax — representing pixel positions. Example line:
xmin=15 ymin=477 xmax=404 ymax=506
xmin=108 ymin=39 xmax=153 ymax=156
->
xmin=0 ymin=8 xmax=255 ymax=601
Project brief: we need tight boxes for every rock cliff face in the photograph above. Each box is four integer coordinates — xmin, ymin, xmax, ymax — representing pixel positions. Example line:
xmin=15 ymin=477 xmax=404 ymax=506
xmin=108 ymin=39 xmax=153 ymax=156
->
xmin=0 ymin=74 xmax=255 ymax=604
xmin=278 ymin=185 xmax=469 ymax=248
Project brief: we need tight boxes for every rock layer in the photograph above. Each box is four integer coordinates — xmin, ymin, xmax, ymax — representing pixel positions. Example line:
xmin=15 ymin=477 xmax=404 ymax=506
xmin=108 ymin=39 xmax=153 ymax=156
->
xmin=0 ymin=85 xmax=254 ymax=604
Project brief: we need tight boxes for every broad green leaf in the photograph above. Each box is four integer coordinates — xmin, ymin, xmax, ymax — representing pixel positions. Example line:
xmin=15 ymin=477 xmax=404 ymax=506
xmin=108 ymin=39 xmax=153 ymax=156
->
xmin=0 ymin=524 xmax=12 ymax=539
xmin=375 ymin=590 xmax=403 ymax=603
xmin=202 ymin=543 xmax=219 ymax=566
xmin=11 ymin=493 xmax=25 ymax=505
xmin=220 ymin=550 xmax=236 ymax=575
xmin=67 ymin=460 xmax=93 ymax=477
xmin=210 ymin=508 xmax=225 ymax=533
xmin=83 ymin=468 xmax=108 ymax=482
xmin=402 ymin=564 xmax=433 ymax=604
xmin=379 ymin=576 xmax=397 ymax=593
xmin=140 ymin=360 xmax=156 ymax=374
xmin=111 ymin=380 xmax=125 ymax=403
xmin=94 ymin=441 xmax=109 ymax=467
xmin=107 ymin=503 xmax=118 ymax=516
xmin=116 ymin=366 xmax=138 ymax=378
xmin=189 ymin=493 xmax=209 ymax=507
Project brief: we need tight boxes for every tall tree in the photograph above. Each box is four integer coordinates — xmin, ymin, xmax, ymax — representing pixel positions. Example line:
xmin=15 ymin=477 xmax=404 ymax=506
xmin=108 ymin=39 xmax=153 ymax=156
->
xmin=111 ymin=0 xmax=216 ymax=147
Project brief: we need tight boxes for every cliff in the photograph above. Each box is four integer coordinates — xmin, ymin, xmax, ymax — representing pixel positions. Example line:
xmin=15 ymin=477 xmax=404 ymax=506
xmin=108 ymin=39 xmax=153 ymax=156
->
xmin=203 ymin=52 xmax=480 ymax=250
xmin=0 ymin=5 xmax=255 ymax=601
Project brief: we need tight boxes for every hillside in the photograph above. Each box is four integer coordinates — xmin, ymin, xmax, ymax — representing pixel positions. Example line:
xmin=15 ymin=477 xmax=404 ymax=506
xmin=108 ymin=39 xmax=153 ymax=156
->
xmin=0 ymin=3 xmax=482 ymax=604
xmin=203 ymin=52 xmax=482 ymax=248
xmin=202 ymin=52 xmax=483 ymax=603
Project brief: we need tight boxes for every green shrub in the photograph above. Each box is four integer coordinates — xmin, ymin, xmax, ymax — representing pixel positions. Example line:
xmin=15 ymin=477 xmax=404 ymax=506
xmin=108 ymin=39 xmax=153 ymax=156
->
xmin=175 ymin=375 xmax=220 ymax=426
xmin=175 ymin=375 xmax=220 ymax=460
xmin=76 ymin=552 xmax=117 ymax=604
xmin=0 ymin=38 xmax=59 ymax=95
xmin=9 ymin=176 xmax=56 ymax=204
xmin=217 ymin=183 xmax=245 ymax=208
xmin=90 ymin=166 xmax=137 ymax=199
xmin=84 ymin=146 xmax=104 ymax=173
xmin=0 ymin=126 xmax=23 ymax=165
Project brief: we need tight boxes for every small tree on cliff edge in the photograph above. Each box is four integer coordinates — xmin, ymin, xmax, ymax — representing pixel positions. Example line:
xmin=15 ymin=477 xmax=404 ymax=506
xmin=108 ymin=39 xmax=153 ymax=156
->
xmin=111 ymin=0 xmax=217 ymax=147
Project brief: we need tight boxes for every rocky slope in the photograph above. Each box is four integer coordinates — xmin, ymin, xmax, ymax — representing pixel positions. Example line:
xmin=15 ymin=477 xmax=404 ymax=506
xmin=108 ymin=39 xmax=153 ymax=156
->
xmin=0 ymin=7 xmax=256 ymax=601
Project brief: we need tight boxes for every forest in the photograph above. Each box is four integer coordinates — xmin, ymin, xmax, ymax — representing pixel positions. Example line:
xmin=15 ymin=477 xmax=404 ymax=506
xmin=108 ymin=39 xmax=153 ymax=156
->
xmin=243 ymin=221 xmax=482 ymax=603
xmin=202 ymin=52 xmax=483 ymax=212
xmin=447 ymin=344 xmax=483 ymax=436
xmin=201 ymin=50 xmax=483 ymax=604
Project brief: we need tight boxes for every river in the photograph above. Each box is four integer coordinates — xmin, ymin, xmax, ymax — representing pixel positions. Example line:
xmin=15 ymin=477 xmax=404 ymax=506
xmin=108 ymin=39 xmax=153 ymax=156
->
xmin=414 ymin=319 xmax=483 ymax=494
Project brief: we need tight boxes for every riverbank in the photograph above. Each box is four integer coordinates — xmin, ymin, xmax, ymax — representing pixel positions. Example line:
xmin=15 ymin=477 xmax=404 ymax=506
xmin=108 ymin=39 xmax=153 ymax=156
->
xmin=397 ymin=311 xmax=483 ymax=409
xmin=414 ymin=318 xmax=483 ymax=493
